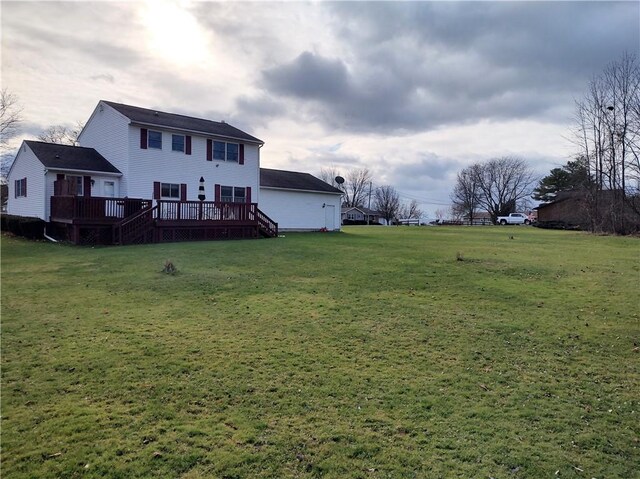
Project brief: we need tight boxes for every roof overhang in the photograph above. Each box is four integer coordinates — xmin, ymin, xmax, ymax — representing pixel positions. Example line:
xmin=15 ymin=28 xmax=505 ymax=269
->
xmin=130 ymin=120 xmax=264 ymax=146
xmin=45 ymin=168 xmax=122 ymax=177
xmin=260 ymin=185 xmax=343 ymax=195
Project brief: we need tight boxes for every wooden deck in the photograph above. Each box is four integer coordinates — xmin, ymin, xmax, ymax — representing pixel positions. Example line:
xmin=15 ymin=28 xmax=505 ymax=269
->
xmin=50 ymin=196 xmax=278 ymax=245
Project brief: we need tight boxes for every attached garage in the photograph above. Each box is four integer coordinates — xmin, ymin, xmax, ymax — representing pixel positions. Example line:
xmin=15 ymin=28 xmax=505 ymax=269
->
xmin=259 ymin=168 xmax=342 ymax=231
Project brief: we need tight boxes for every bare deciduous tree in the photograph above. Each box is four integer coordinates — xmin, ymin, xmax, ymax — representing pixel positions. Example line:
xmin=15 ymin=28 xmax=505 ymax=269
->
xmin=342 ymin=168 xmax=373 ymax=208
xmin=450 ymin=158 xmax=535 ymax=224
xmin=450 ymin=166 xmax=480 ymax=224
xmin=37 ymin=121 xmax=85 ymax=145
xmin=399 ymin=199 xmax=423 ymax=220
xmin=0 ymin=89 xmax=22 ymax=177
xmin=0 ymin=89 xmax=22 ymax=151
xmin=472 ymin=157 xmax=535 ymax=224
xmin=573 ymin=52 xmax=640 ymax=233
xmin=374 ymin=185 xmax=400 ymax=224
xmin=318 ymin=166 xmax=343 ymax=188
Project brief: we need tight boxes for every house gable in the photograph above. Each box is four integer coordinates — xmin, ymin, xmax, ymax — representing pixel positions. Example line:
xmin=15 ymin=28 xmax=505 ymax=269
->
xmin=6 ymin=142 xmax=46 ymax=220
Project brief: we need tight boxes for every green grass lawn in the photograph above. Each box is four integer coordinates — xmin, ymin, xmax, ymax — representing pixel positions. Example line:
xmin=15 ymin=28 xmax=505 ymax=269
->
xmin=1 ymin=226 xmax=638 ymax=478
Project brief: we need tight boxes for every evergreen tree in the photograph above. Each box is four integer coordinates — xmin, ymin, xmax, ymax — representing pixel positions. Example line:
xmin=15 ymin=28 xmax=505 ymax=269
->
xmin=532 ymin=158 xmax=590 ymax=202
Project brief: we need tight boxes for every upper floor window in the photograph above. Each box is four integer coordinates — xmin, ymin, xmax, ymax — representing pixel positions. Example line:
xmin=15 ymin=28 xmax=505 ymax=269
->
xmin=161 ymin=182 xmax=180 ymax=199
xmin=148 ymin=130 xmax=162 ymax=149
xmin=172 ymin=134 xmax=185 ymax=152
xmin=15 ymin=178 xmax=27 ymax=197
xmin=213 ymin=141 xmax=226 ymax=161
xmin=212 ymin=141 xmax=239 ymax=162
xmin=226 ymin=143 xmax=238 ymax=162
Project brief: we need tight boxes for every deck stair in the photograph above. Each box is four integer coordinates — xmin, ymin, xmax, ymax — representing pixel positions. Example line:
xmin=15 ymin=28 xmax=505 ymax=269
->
xmin=114 ymin=204 xmax=158 ymax=245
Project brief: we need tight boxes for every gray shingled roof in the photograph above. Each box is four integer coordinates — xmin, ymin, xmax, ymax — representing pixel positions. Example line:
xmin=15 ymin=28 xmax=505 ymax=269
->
xmin=26 ymin=141 xmax=121 ymax=174
xmin=260 ymin=168 xmax=342 ymax=194
xmin=102 ymin=101 xmax=263 ymax=144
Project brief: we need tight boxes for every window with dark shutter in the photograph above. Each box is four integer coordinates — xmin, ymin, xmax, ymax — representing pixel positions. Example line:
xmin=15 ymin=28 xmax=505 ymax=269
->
xmin=172 ymin=134 xmax=185 ymax=152
xmin=148 ymin=130 xmax=162 ymax=149
xmin=213 ymin=141 xmax=226 ymax=161
xmin=207 ymin=139 xmax=213 ymax=161
xmin=226 ymin=143 xmax=238 ymax=162
xmin=185 ymin=136 xmax=192 ymax=155
xmin=161 ymin=183 xmax=180 ymax=199
xmin=15 ymin=178 xmax=27 ymax=198
xmin=140 ymin=128 xmax=148 ymax=149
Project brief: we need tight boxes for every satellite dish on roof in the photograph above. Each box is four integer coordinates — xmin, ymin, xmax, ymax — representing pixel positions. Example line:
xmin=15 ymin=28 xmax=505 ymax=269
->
xmin=335 ymin=176 xmax=345 ymax=185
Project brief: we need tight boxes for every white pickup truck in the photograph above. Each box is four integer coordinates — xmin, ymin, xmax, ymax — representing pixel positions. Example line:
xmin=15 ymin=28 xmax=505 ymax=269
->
xmin=496 ymin=213 xmax=531 ymax=225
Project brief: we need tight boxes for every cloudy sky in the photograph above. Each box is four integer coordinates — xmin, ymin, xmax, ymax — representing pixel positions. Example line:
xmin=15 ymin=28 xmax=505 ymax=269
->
xmin=2 ymin=1 xmax=638 ymax=216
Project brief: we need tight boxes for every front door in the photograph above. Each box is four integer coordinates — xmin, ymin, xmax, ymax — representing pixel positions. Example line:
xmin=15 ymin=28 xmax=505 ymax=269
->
xmin=325 ymin=205 xmax=335 ymax=230
xmin=104 ymin=181 xmax=115 ymax=198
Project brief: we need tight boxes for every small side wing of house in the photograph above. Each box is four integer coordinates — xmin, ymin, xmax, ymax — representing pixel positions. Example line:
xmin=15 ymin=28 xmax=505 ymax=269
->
xmin=7 ymin=140 xmax=121 ymax=221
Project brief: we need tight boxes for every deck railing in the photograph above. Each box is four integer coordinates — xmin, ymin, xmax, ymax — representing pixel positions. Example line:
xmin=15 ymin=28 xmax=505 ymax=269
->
xmin=157 ymin=200 xmax=257 ymax=222
xmin=51 ymin=196 xmax=151 ymax=221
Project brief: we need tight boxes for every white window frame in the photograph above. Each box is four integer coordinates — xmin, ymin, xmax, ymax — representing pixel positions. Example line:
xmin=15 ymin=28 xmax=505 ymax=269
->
xmin=148 ymin=130 xmax=162 ymax=150
xmin=212 ymin=141 xmax=239 ymax=162
xmin=161 ymin=182 xmax=180 ymax=199
xmin=15 ymin=178 xmax=27 ymax=197
xmin=103 ymin=180 xmax=116 ymax=198
xmin=220 ymin=185 xmax=246 ymax=203
xmin=171 ymin=134 xmax=185 ymax=153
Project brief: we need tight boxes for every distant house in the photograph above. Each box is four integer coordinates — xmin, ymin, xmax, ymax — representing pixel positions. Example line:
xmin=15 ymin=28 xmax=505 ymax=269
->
xmin=341 ymin=206 xmax=381 ymax=224
xmin=6 ymin=100 xmax=340 ymax=244
xmin=535 ymin=191 xmax=590 ymax=229
xmin=259 ymin=168 xmax=342 ymax=231
xmin=535 ymin=189 xmax=640 ymax=232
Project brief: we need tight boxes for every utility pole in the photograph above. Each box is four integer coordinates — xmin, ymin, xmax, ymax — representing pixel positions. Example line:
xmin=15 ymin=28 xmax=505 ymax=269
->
xmin=367 ymin=181 xmax=372 ymax=224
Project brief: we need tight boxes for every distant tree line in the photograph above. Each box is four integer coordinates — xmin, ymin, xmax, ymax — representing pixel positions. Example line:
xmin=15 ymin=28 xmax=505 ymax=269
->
xmin=319 ymin=167 xmax=423 ymax=223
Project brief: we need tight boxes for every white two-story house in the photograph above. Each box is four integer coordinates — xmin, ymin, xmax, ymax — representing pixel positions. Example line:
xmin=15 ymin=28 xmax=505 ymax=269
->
xmin=6 ymin=100 xmax=342 ymax=244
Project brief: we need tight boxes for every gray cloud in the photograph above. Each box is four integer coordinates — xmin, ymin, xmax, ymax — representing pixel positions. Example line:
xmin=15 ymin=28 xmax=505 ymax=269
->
xmin=255 ymin=2 xmax=639 ymax=134
xmin=264 ymin=52 xmax=350 ymax=102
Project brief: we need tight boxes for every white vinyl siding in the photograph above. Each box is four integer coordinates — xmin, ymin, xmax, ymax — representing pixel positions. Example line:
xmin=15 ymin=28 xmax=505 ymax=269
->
xmin=127 ymin=129 xmax=260 ymax=202
xmin=6 ymin=144 xmax=46 ymax=220
xmin=78 ymin=102 xmax=130 ymax=195
xmin=259 ymin=188 xmax=341 ymax=231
